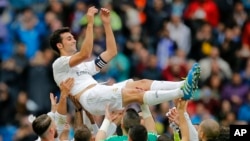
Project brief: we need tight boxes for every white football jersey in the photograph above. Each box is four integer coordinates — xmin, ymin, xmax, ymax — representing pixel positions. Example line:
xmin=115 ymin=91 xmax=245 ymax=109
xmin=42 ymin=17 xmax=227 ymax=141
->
xmin=52 ymin=56 xmax=99 ymax=95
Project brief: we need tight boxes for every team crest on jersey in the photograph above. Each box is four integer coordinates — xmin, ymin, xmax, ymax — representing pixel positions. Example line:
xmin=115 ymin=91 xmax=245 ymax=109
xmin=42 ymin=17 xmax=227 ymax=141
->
xmin=113 ymin=88 xmax=118 ymax=92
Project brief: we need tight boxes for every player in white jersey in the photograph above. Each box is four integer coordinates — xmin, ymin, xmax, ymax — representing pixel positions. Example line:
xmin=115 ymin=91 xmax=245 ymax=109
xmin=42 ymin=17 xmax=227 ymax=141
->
xmin=50 ymin=7 xmax=201 ymax=116
xmin=32 ymin=78 xmax=74 ymax=141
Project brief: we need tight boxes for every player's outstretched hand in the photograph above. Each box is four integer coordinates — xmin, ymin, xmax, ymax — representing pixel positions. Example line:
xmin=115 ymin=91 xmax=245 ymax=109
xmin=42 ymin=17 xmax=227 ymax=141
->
xmin=100 ymin=8 xmax=110 ymax=25
xmin=50 ymin=92 xmax=58 ymax=112
xmin=86 ymin=6 xmax=98 ymax=25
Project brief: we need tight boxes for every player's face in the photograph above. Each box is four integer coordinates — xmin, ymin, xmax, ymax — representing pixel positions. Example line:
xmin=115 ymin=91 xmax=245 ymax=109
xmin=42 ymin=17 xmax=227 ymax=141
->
xmin=60 ymin=32 xmax=77 ymax=53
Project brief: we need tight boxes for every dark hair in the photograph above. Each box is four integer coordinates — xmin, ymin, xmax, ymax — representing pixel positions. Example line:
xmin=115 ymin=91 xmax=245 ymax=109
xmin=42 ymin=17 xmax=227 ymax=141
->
xmin=123 ymin=108 xmax=141 ymax=133
xmin=49 ymin=27 xmax=70 ymax=55
xmin=74 ymin=126 xmax=92 ymax=141
xmin=157 ymin=134 xmax=173 ymax=141
xmin=32 ymin=114 xmax=52 ymax=136
xmin=128 ymin=124 xmax=147 ymax=141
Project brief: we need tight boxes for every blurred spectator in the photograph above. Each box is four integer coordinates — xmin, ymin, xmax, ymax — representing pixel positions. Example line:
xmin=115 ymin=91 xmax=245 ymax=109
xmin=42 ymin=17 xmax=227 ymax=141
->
xmin=146 ymin=0 xmax=170 ymax=45
xmin=238 ymin=91 xmax=250 ymax=123
xmin=0 ymin=82 xmax=18 ymax=141
xmin=141 ymin=54 xmax=163 ymax=80
xmin=240 ymin=57 xmax=250 ymax=85
xmin=188 ymin=22 xmax=215 ymax=61
xmin=214 ymin=0 xmax=234 ymax=24
xmin=0 ymin=0 xmax=12 ymax=61
xmin=25 ymin=51 xmax=57 ymax=114
xmin=120 ymin=0 xmax=140 ymax=30
xmin=217 ymin=99 xmax=231 ymax=122
xmin=241 ymin=18 xmax=250 ymax=57
xmin=162 ymin=56 xmax=188 ymax=81
xmin=220 ymin=111 xmax=237 ymax=127
xmin=218 ymin=26 xmax=242 ymax=71
xmin=221 ymin=72 xmax=250 ymax=114
xmin=9 ymin=0 xmax=34 ymax=12
xmin=15 ymin=91 xmax=38 ymax=119
xmin=199 ymin=47 xmax=232 ymax=82
xmin=127 ymin=40 xmax=149 ymax=78
xmin=93 ymin=25 xmax=106 ymax=56
xmin=241 ymin=0 xmax=250 ymax=13
xmin=199 ymin=85 xmax=220 ymax=116
xmin=233 ymin=1 xmax=248 ymax=27
xmin=107 ymin=45 xmax=131 ymax=82
xmin=203 ymin=73 xmax=223 ymax=100
xmin=183 ymin=0 xmax=220 ymax=27
xmin=190 ymin=101 xmax=215 ymax=125
xmin=0 ymin=43 xmax=30 ymax=100
xmin=171 ymin=0 xmax=186 ymax=16
xmin=12 ymin=8 xmax=45 ymax=59
xmin=45 ymin=0 xmax=71 ymax=27
xmin=167 ymin=9 xmax=191 ymax=55
xmin=13 ymin=116 xmax=37 ymax=141
xmin=134 ymin=0 xmax=147 ymax=25
xmin=156 ymin=21 xmax=177 ymax=70
xmin=70 ymin=0 xmax=87 ymax=36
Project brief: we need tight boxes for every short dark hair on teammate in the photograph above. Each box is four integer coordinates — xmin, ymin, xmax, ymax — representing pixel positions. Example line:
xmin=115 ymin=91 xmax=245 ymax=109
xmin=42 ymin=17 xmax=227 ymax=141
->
xmin=123 ymin=108 xmax=141 ymax=133
xmin=32 ymin=114 xmax=52 ymax=137
xmin=49 ymin=27 xmax=70 ymax=55
xmin=128 ymin=124 xmax=148 ymax=141
xmin=157 ymin=134 xmax=173 ymax=141
xmin=74 ymin=126 xmax=92 ymax=141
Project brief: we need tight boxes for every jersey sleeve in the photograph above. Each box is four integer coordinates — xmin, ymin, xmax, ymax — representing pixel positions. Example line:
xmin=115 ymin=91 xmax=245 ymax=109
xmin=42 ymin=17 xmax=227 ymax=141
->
xmin=54 ymin=112 xmax=68 ymax=136
xmin=53 ymin=56 xmax=71 ymax=73
xmin=84 ymin=60 xmax=100 ymax=75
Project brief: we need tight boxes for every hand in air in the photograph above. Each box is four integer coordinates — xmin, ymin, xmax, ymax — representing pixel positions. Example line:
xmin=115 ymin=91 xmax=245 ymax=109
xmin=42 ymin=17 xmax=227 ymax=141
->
xmin=100 ymin=8 xmax=110 ymax=24
xmin=50 ymin=93 xmax=58 ymax=112
xmin=86 ymin=6 xmax=98 ymax=24
xmin=60 ymin=77 xmax=74 ymax=98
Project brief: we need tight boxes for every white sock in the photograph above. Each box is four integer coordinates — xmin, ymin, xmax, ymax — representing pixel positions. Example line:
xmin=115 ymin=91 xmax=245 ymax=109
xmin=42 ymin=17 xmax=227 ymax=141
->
xmin=143 ymin=88 xmax=183 ymax=106
xmin=150 ymin=80 xmax=185 ymax=90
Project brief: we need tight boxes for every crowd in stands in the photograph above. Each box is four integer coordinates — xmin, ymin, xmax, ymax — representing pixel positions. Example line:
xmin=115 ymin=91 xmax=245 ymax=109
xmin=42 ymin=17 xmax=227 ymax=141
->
xmin=1 ymin=0 xmax=250 ymax=140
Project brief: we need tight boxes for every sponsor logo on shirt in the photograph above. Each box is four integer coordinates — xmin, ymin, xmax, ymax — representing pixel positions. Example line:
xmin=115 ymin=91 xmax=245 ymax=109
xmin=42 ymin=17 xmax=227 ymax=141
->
xmin=76 ymin=71 xmax=90 ymax=76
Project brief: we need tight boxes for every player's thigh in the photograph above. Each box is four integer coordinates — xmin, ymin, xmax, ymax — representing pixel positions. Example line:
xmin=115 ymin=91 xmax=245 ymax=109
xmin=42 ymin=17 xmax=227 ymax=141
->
xmin=122 ymin=88 xmax=144 ymax=106
xmin=125 ymin=79 xmax=153 ymax=90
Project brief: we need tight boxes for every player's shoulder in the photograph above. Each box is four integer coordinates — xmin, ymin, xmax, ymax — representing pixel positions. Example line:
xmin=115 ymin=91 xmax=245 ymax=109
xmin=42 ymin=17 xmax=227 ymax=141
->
xmin=53 ymin=56 xmax=71 ymax=65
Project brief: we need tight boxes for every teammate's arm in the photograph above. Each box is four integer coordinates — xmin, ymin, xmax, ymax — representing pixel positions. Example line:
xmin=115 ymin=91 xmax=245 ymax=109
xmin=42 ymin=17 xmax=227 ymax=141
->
xmin=57 ymin=78 xmax=74 ymax=115
xmin=176 ymin=99 xmax=189 ymax=141
xmin=68 ymin=95 xmax=84 ymax=129
xmin=140 ymin=104 xmax=157 ymax=134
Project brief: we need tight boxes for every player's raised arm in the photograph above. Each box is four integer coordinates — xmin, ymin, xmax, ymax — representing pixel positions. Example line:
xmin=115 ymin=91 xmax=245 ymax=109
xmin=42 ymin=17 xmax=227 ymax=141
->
xmin=70 ymin=6 xmax=98 ymax=67
xmin=95 ymin=8 xmax=117 ymax=71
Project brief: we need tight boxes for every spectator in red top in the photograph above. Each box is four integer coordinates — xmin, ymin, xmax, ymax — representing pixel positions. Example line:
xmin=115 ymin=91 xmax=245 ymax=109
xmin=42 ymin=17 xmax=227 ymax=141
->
xmin=242 ymin=19 xmax=250 ymax=51
xmin=183 ymin=0 xmax=220 ymax=27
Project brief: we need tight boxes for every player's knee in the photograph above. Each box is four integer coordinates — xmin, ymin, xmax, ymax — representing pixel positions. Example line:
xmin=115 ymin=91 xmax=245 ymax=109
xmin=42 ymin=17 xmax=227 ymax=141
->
xmin=139 ymin=79 xmax=150 ymax=84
